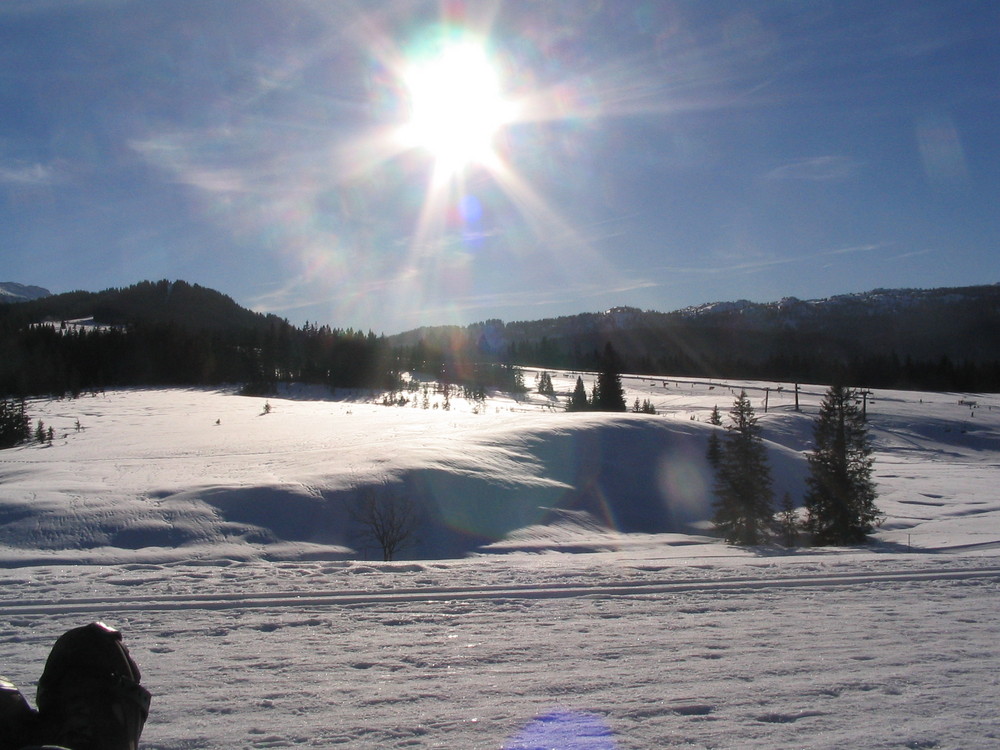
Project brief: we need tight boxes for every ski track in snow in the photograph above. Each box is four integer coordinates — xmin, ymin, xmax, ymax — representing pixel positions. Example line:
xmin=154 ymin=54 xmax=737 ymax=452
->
xmin=4 ymin=562 xmax=1000 ymax=617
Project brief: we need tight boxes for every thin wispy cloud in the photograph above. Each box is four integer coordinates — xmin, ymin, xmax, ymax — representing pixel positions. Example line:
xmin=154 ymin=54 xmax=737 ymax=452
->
xmin=764 ymin=156 xmax=862 ymax=182
xmin=658 ymin=242 xmax=893 ymax=276
xmin=890 ymin=248 xmax=934 ymax=261
xmin=818 ymin=247 xmax=893 ymax=262
xmin=130 ymin=134 xmax=293 ymax=197
xmin=396 ymin=229 xmax=503 ymax=256
xmin=249 ymin=265 xmax=424 ymax=317
xmin=0 ymin=162 xmax=59 ymax=186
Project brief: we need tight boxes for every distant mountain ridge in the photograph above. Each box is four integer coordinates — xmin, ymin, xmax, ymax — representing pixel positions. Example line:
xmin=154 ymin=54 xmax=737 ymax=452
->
xmin=394 ymin=284 xmax=1000 ymax=352
xmin=1 ymin=279 xmax=281 ymax=333
xmin=2 ymin=279 xmax=998 ymax=393
xmin=675 ymin=284 xmax=1000 ymax=320
xmin=0 ymin=282 xmax=51 ymax=302
xmin=389 ymin=283 xmax=1000 ymax=390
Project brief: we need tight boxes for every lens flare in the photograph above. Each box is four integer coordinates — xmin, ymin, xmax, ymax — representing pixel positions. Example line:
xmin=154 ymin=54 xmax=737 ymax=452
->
xmin=505 ymin=710 xmax=617 ymax=750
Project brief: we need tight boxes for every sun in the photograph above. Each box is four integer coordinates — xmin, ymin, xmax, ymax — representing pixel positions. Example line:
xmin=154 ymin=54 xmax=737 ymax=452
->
xmin=400 ymin=38 xmax=515 ymax=175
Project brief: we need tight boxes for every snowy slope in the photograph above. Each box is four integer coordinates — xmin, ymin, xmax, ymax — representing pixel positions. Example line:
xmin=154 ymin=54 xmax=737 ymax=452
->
xmin=1 ymin=372 xmax=996 ymax=562
xmin=1 ymin=374 xmax=999 ymax=748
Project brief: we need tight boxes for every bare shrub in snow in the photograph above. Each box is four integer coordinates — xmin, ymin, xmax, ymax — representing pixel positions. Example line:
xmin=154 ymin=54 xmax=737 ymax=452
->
xmin=349 ymin=483 xmax=420 ymax=561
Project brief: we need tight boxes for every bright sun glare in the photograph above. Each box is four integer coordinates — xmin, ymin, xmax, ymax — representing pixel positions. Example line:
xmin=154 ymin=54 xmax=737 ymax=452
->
xmin=401 ymin=39 xmax=514 ymax=174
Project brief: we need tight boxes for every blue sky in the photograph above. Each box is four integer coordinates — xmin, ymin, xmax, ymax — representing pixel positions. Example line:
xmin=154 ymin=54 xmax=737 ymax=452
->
xmin=1 ymin=1 xmax=997 ymax=334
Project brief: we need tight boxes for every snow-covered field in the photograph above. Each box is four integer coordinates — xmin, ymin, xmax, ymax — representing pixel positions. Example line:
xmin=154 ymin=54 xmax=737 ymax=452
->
xmin=1 ymin=372 xmax=999 ymax=748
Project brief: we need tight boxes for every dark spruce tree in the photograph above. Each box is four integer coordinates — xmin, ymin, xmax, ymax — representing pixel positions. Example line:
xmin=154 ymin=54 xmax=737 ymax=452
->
xmin=804 ymin=385 xmax=882 ymax=545
xmin=537 ymin=371 xmax=555 ymax=396
xmin=712 ymin=390 xmax=774 ymax=545
xmin=594 ymin=342 xmax=626 ymax=412
xmin=567 ymin=376 xmax=590 ymax=412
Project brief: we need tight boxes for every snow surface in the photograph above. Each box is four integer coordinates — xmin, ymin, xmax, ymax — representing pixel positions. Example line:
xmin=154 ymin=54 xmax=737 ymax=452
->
xmin=1 ymin=372 xmax=999 ymax=748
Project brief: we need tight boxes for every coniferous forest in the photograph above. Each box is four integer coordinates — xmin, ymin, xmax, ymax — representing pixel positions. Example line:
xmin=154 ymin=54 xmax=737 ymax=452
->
xmin=2 ymin=279 xmax=1000 ymax=399
xmin=0 ymin=281 xmax=522 ymax=398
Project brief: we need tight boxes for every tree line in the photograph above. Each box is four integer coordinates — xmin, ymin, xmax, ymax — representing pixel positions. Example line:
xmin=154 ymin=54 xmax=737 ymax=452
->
xmin=509 ymin=337 xmax=1000 ymax=394
xmin=0 ymin=317 xmax=397 ymax=398
xmin=0 ymin=291 xmax=531 ymax=401
xmin=0 ymin=319 xmax=539 ymax=401
xmin=7 ymin=279 xmax=998 ymax=398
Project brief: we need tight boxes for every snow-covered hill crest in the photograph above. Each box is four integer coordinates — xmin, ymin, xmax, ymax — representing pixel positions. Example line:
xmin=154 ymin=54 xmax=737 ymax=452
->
xmin=0 ymin=281 xmax=51 ymax=302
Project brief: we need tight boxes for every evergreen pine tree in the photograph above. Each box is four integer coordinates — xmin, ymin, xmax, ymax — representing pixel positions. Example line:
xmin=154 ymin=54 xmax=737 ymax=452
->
xmin=567 ymin=376 xmax=589 ymax=411
xmin=804 ymin=385 xmax=882 ymax=545
xmin=510 ymin=366 xmax=526 ymax=394
xmin=712 ymin=390 xmax=774 ymax=545
xmin=537 ymin=371 xmax=555 ymax=396
xmin=595 ymin=342 xmax=626 ymax=412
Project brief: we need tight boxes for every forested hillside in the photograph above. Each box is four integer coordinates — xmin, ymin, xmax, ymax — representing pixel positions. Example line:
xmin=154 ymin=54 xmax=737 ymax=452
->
xmin=2 ymin=280 xmax=998 ymax=397
xmin=0 ymin=281 xmax=392 ymax=396
xmin=392 ymin=285 xmax=1000 ymax=392
xmin=0 ymin=280 xmax=520 ymax=397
